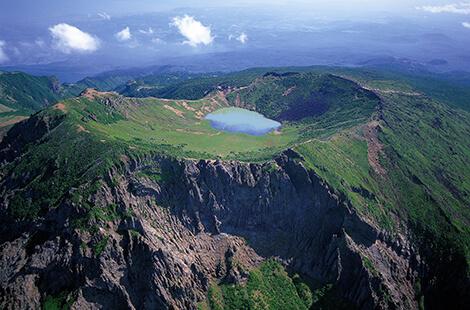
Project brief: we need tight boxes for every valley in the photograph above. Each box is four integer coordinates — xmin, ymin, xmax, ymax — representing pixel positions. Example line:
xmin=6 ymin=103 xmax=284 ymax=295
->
xmin=78 ymin=91 xmax=301 ymax=161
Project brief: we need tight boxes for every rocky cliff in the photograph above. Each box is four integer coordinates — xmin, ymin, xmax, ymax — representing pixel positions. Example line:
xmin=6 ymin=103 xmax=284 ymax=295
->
xmin=0 ymin=148 xmax=421 ymax=309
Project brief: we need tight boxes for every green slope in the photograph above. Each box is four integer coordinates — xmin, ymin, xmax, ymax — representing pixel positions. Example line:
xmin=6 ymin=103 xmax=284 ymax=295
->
xmin=294 ymin=84 xmax=470 ymax=308
xmin=118 ymin=70 xmax=262 ymax=100
xmin=75 ymin=92 xmax=302 ymax=161
xmin=203 ymin=260 xmax=313 ymax=310
xmin=1 ymin=67 xmax=469 ymax=308
xmin=0 ymin=71 xmax=63 ymax=112
xmin=0 ymin=70 xmax=381 ymax=218
xmin=293 ymin=80 xmax=470 ymax=259
xmin=0 ymin=71 xmax=71 ymax=139
xmin=2 ymin=68 xmax=469 ymax=255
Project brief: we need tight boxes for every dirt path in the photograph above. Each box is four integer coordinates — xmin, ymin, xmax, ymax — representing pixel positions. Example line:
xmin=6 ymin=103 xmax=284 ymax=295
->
xmin=163 ymin=105 xmax=185 ymax=117
xmin=0 ymin=115 xmax=28 ymax=128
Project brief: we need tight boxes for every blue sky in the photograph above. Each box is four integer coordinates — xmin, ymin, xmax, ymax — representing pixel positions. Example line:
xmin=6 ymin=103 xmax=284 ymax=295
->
xmin=0 ymin=0 xmax=457 ymax=21
xmin=1 ymin=1 xmax=470 ymax=80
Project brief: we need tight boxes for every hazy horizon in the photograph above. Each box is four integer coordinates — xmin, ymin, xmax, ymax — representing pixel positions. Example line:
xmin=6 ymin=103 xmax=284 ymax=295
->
xmin=2 ymin=1 xmax=470 ymax=81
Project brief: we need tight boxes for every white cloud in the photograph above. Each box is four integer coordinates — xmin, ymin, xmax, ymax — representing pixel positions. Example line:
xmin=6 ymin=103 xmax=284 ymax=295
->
xmin=229 ymin=32 xmax=248 ymax=44
xmin=98 ymin=12 xmax=111 ymax=20
xmin=116 ymin=27 xmax=132 ymax=41
xmin=49 ymin=23 xmax=100 ymax=53
xmin=463 ymin=21 xmax=470 ymax=28
xmin=417 ymin=3 xmax=470 ymax=14
xmin=0 ymin=41 xmax=9 ymax=63
xmin=139 ymin=27 xmax=154 ymax=35
xmin=35 ymin=39 xmax=46 ymax=48
xmin=237 ymin=32 xmax=248 ymax=44
xmin=171 ymin=15 xmax=214 ymax=47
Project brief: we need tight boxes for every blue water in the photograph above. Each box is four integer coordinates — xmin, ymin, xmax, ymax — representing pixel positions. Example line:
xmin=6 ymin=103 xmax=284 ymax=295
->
xmin=205 ymin=107 xmax=281 ymax=136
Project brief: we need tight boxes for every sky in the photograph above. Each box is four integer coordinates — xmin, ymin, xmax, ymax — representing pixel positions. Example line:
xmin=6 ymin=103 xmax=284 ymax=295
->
xmin=0 ymin=0 xmax=453 ymax=20
xmin=1 ymin=1 xmax=470 ymax=81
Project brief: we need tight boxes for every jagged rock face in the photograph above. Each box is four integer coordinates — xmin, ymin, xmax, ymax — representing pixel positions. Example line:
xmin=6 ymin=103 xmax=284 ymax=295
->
xmin=133 ymin=153 xmax=419 ymax=309
xmin=0 ymin=151 xmax=419 ymax=309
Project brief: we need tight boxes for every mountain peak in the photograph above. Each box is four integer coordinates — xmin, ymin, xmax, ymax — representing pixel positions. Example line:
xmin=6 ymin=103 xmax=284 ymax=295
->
xmin=79 ymin=88 xmax=116 ymax=100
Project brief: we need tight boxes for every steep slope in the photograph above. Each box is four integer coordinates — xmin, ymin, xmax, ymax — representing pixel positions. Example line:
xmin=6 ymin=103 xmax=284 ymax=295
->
xmin=117 ymin=70 xmax=260 ymax=100
xmin=0 ymin=71 xmax=63 ymax=112
xmin=0 ymin=71 xmax=70 ymax=139
xmin=65 ymin=66 xmax=214 ymax=98
xmin=0 ymin=69 xmax=468 ymax=309
xmin=295 ymin=89 xmax=470 ymax=309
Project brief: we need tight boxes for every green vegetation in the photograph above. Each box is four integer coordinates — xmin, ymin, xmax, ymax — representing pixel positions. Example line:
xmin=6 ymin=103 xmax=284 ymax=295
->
xmin=129 ymin=229 xmax=141 ymax=238
xmin=118 ymin=69 xmax=262 ymax=100
xmin=335 ymin=66 xmax=470 ymax=111
xmin=82 ymin=72 xmax=378 ymax=161
xmin=84 ymin=94 xmax=304 ymax=161
xmin=379 ymin=94 xmax=470 ymax=262
xmin=42 ymin=291 xmax=74 ymax=310
xmin=311 ymin=284 xmax=333 ymax=305
xmin=0 ymin=71 xmax=63 ymax=112
xmin=361 ymin=256 xmax=379 ymax=277
xmin=71 ymin=189 xmax=132 ymax=233
xmin=66 ymin=76 xmax=137 ymax=96
xmin=292 ymin=275 xmax=313 ymax=308
xmin=43 ymin=296 xmax=65 ymax=310
xmin=89 ymin=203 xmax=120 ymax=223
xmin=3 ymin=68 xmax=469 ymax=264
xmin=296 ymin=88 xmax=470 ymax=264
xmin=206 ymin=260 xmax=312 ymax=310
xmin=308 ymin=284 xmax=354 ymax=309
xmin=93 ymin=236 xmax=109 ymax=256
xmin=197 ymin=300 xmax=211 ymax=310
xmin=226 ymin=72 xmax=378 ymax=122
xmin=68 ymin=68 xmax=213 ymax=97
xmin=0 ymin=71 xmax=69 ymax=140
xmin=0 ymin=113 xmax=28 ymax=139
xmin=3 ymin=103 xmax=127 ymax=220
xmin=1 ymin=67 xmax=469 ymax=308
xmin=136 ymin=166 xmax=173 ymax=183
xmin=296 ymin=133 xmax=394 ymax=230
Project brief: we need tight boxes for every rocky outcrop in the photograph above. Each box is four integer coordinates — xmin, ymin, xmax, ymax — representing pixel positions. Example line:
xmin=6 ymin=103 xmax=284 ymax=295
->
xmin=0 ymin=148 xmax=423 ymax=309
xmin=129 ymin=151 xmax=419 ymax=309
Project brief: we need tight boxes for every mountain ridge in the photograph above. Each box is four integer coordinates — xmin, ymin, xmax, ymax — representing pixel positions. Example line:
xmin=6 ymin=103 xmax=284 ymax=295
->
xmin=0 ymin=67 xmax=468 ymax=309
